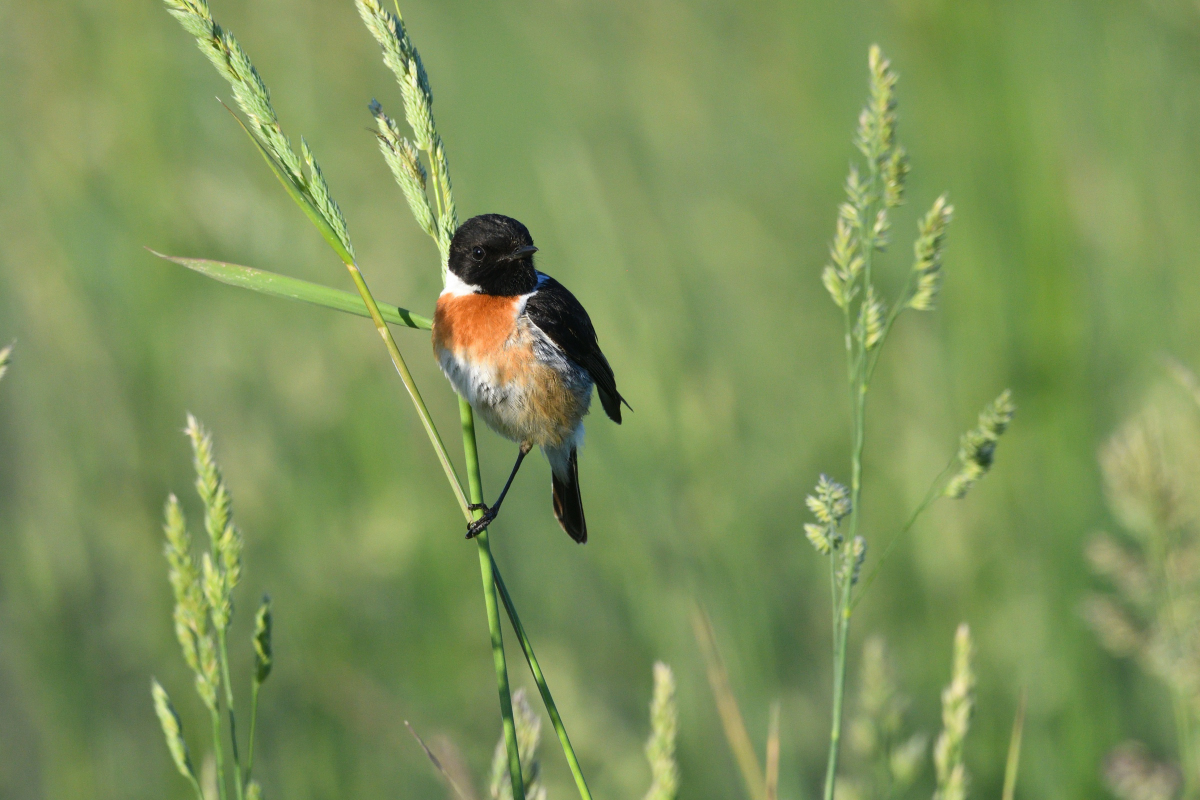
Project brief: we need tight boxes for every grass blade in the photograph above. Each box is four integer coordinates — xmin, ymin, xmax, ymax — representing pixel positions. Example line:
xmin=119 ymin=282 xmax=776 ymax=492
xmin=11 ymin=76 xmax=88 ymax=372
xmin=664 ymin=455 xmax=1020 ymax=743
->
xmin=1001 ymin=689 xmax=1027 ymax=800
xmin=405 ymin=720 xmax=475 ymax=800
xmin=148 ymin=251 xmax=431 ymax=330
xmin=691 ymin=604 xmax=766 ymax=800
xmin=765 ymin=701 xmax=780 ymax=800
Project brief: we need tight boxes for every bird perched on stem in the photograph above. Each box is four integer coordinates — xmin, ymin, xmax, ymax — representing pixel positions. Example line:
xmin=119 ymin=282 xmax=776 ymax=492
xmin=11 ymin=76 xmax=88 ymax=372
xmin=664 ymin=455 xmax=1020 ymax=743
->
xmin=432 ymin=214 xmax=627 ymax=542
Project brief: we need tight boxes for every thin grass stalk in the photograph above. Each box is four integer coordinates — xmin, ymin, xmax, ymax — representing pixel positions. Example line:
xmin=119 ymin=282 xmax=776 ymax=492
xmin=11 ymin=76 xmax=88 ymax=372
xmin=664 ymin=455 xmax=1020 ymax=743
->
xmin=765 ymin=701 xmax=780 ymax=800
xmin=823 ymin=554 xmax=855 ymax=800
xmin=341 ymin=260 xmax=470 ymax=511
xmin=1148 ymin=522 xmax=1197 ymax=793
xmin=493 ymin=558 xmax=594 ymax=800
xmin=246 ymin=596 xmax=270 ymax=785
xmin=214 ymin=631 xmax=245 ymax=800
xmin=1001 ymin=690 xmax=1027 ymax=800
xmin=812 ymin=48 xmax=1006 ymax=800
xmin=824 ymin=163 xmax=880 ymax=800
xmin=460 ymin=396 xmax=525 ymax=800
xmin=404 ymin=720 xmax=475 ymax=800
xmin=850 ymin=456 xmax=956 ymax=611
xmin=209 ymin=708 xmax=228 ymax=800
xmin=692 ymin=607 xmax=766 ymax=800
xmin=246 ymin=681 xmax=261 ymax=780
xmin=823 ymin=49 xmax=907 ymax=800
xmin=161 ymin=0 xmax=468 ymax=514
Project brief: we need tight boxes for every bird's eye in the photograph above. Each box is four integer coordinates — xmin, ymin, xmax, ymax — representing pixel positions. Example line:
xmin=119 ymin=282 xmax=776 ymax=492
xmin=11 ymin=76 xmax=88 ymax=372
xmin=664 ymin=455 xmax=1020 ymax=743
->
xmin=471 ymin=246 xmax=485 ymax=261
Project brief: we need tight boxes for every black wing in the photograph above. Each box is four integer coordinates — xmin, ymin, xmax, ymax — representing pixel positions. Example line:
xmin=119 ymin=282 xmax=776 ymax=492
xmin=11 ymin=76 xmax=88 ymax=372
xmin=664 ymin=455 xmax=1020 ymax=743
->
xmin=525 ymin=275 xmax=628 ymax=423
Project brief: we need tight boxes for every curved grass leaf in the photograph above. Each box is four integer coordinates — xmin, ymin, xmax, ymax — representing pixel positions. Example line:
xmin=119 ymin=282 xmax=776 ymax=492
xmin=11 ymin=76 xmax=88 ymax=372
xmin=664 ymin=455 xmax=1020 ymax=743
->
xmin=149 ymin=250 xmax=431 ymax=330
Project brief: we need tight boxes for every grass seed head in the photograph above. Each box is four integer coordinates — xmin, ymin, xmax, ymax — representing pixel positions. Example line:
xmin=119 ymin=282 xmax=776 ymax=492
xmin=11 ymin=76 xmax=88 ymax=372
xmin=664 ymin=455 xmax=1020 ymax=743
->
xmin=908 ymin=195 xmax=953 ymax=312
xmin=883 ymin=145 xmax=909 ymax=209
xmin=855 ymin=45 xmax=899 ymax=166
xmin=370 ymin=100 xmax=437 ymax=239
xmin=185 ymin=415 xmax=242 ymax=626
xmin=162 ymin=0 xmax=356 ymax=259
xmin=858 ymin=286 xmax=885 ymax=350
xmin=1103 ymin=742 xmax=1180 ymax=800
xmin=355 ymin=0 xmax=457 ymax=264
xmin=152 ymin=679 xmax=197 ymax=783
xmin=1100 ymin=411 xmax=1183 ymax=539
xmin=807 ymin=474 xmax=852 ymax=525
xmin=805 ymin=523 xmax=833 ymax=555
xmin=946 ymin=390 xmax=1015 ymax=499
xmin=933 ymin=624 xmax=975 ymax=800
xmin=643 ymin=662 xmax=679 ymax=800
xmin=254 ymin=595 xmax=273 ymax=684
xmin=489 ymin=689 xmax=544 ymax=800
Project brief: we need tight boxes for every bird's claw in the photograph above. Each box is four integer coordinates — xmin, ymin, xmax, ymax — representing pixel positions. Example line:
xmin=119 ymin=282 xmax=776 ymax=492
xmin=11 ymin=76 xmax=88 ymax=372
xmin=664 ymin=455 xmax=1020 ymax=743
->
xmin=466 ymin=506 xmax=496 ymax=539
xmin=467 ymin=502 xmax=487 ymax=512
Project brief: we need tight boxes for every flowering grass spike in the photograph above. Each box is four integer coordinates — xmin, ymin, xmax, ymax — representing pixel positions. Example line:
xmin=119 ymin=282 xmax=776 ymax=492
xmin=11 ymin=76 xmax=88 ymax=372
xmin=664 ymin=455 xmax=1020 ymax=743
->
xmin=163 ymin=0 xmax=355 ymax=260
xmin=644 ymin=662 xmax=680 ymax=800
xmin=945 ymin=390 xmax=1016 ymax=499
xmin=806 ymin=47 xmax=1006 ymax=800
xmin=153 ymin=416 xmax=272 ymax=800
xmin=933 ymin=625 xmax=975 ymax=800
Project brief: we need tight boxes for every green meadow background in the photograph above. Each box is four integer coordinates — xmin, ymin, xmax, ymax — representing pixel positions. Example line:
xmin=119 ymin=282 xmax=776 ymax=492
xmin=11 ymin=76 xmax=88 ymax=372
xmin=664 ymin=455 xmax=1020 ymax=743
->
xmin=2 ymin=0 xmax=1199 ymax=797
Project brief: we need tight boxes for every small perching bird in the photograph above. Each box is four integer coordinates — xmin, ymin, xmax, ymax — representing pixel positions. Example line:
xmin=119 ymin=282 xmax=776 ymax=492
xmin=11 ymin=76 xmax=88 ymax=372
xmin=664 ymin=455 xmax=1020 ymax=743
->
xmin=432 ymin=214 xmax=627 ymax=542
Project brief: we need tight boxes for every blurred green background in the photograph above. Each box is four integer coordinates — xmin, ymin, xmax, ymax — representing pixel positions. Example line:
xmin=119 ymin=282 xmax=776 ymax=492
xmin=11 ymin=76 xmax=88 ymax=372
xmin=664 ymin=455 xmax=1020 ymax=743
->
xmin=3 ymin=0 xmax=1200 ymax=797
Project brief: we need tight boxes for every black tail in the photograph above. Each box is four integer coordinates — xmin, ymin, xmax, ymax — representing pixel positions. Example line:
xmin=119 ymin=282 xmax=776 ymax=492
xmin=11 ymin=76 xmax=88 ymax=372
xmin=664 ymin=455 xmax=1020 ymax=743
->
xmin=551 ymin=448 xmax=587 ymax=543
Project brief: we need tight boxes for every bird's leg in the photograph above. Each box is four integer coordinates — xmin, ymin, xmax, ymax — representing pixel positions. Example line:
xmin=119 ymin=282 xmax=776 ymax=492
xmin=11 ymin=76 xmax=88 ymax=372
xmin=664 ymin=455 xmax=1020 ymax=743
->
xmin=466 ymin=442 xmax=533 ymax=539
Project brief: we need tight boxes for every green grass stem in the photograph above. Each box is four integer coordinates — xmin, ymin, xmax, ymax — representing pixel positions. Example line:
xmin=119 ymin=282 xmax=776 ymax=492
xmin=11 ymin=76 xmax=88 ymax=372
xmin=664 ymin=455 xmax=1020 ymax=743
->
xmin=850 ymin=456 xmax=956 ymax=611
xmin=493 ymin=557 xmax=594 ymax=800
xmin=1002 ymin=689 xmax=1027 ymax=800
xmin=692 ymin=607 xmax=766 ymax=800
xmin=823 ymin=145 xmax=880 ymax=800
xmin=209 ymin=707 xmax=228 ymax=800
xmin=214 ymin=629 xmax=245 ymax=800
xmin=460 ymin=396 xmax=525 ymax=800
xmin=246 ymin=681 xmax=261 ymax=781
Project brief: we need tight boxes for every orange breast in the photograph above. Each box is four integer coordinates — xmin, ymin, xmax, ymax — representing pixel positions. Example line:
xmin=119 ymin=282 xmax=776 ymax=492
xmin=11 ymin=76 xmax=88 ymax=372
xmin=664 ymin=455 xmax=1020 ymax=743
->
xmin=433 ymin=292 xmax=588 ymax=448
xmin=432 ymin=293 xmax=531 ymax=381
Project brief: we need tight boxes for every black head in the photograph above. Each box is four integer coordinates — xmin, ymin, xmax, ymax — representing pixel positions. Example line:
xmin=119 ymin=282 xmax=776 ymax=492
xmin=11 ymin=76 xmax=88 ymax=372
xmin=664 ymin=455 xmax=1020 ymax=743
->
xmin=447 ymin=214 xmax=540 ymax=296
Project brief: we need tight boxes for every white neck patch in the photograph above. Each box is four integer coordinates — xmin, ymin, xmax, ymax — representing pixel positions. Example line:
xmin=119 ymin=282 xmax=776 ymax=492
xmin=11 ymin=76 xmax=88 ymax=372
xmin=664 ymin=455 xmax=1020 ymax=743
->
xmin=441 ymin=271 xmax=481 ymax=297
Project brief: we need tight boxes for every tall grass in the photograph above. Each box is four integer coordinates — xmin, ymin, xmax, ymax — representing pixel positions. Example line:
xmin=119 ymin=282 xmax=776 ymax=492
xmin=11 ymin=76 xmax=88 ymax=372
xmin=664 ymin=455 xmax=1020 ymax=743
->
xmin=150 ymin=414 xmax=683 ymax=800
xmin=1085 ymin=364 xmax=1200 ymax=800
xmin=152 ymin=416 xmax=271 ymax=800
xmin=677 ymin=46 xmax=1018 ymax=800
xmin=802 ymin=46 xmax=1013 ymax=800
xmin=835 ymin=636 xmax=927 ymax=800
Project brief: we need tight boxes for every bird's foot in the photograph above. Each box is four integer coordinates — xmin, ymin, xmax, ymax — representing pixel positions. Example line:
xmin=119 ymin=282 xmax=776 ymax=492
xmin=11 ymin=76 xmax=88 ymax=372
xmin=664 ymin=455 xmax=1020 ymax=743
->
xmin=466 ymin=506 xmax=497 ymax=539
xmin=467 ymin=503 xmax=487 ymax=512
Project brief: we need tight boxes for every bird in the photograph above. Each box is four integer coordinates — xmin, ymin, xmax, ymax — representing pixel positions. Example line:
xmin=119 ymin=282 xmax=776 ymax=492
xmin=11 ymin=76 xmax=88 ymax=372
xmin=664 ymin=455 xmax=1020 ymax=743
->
xmin=431 ymin=214 xmax=627 ymax=543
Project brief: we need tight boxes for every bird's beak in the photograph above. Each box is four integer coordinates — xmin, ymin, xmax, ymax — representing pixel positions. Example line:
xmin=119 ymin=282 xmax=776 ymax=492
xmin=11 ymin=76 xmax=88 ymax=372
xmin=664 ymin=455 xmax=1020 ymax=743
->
xmin=509 ymin=245 xmax=538 ymax=260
